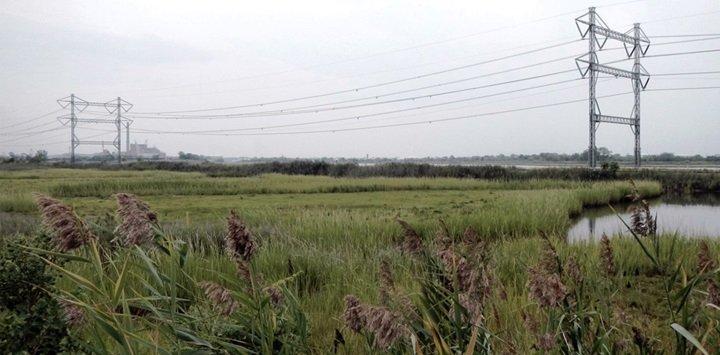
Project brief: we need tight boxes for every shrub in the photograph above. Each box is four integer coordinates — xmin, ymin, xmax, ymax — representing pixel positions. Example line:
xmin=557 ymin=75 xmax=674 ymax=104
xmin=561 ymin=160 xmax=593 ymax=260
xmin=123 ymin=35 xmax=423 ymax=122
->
xmin=0 ymin=234 xmax=78 ymax=353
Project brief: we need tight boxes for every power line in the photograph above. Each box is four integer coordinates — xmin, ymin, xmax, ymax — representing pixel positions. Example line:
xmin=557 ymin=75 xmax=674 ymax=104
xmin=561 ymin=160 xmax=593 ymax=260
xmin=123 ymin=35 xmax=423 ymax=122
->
xmin=129 ymin=86 xmax=719 ymax=138
xmin=132 ymin=78 xmax=587 ymax=134
xmin=129 ymin=45 xmax=720 ymax=120
xmin=133 ymin=40 xmax=581 ymax=115
xmin=0 ymin=126 xmax=66 ymax=144
xmin=644 ymin=48 xmax=720 ymax=59
xmin=133 ymin=39 xmax=720 ymax=119
xmin=132 ymin=69 xmax=579 ymax=119
xmin=654 ymin=70 xmax=720 ymax=76
xmin=132 ymin=92 xmax=635 ymax=137
xmin=650 ymin=33 xmax=720 ymax=38
xmin=0 ymin=109 xmax=62 ymax=130
xmin=646 ymin=86 xmax=720 ymax=92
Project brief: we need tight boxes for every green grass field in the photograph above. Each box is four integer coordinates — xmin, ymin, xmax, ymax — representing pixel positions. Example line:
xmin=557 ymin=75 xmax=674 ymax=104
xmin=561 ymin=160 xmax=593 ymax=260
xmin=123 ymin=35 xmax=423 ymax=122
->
xmin=3 ymin=168 xmax=719 ymax=353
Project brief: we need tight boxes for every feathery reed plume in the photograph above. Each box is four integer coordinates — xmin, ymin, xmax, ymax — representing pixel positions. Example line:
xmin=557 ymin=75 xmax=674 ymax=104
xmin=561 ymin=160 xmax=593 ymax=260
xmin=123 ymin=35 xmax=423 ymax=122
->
xmin=264 ymin=286 xmax=284 ymax=306
xmin=235 ymin=259 xmax=252 ymax=284
xmin=632 ymin=326 xmax=650 ymax=351
xmin=226 ymin=210 xmax=256 ymax=262
xmin=706 ymin=278 xmax=720 ymax=306
xmin=35 ymin=194 xmax=94 ymax=252
xmin=378 ymin=259 xmax=395 ymax=306
xmin=539 ymin=233 xmax=561 ymax=274
xmin=627 ymin=180 xmax=657 ymax=237
xmin=522 ymin=311 xmax=539 ymax=334
xmin=600 ymin=234 xmax=616 ymax=276
xmin=565 ymin=256 xmax=583 ymax=285
xmin=362 ymin=305 xmax=408 ymax=349
xmin=528 ymin=266 xmax=567 ymax=308
xmin=198 ymin=281 xmax=239 ymax=316
xmin=539 ymin=245 xmax=560 ymax=275
xmin=698 ymin=241 xmax=716 ymax=273
xmin=59 ymin=299 xmax=85 ymax=328
xmin=536 ymin=333 xmax=555 ymax=351
xmin=115 ymin=193 xmax=156 ymax=246
xmin=462 ymin=226 xmax=480 ymax=245
xmin=396 ymin=219 xmax=423 ymax=255
xmin=437 ymin=218 xmax=452 ymax=250
xmin=343 ymin=295 xmax=365 ymax=333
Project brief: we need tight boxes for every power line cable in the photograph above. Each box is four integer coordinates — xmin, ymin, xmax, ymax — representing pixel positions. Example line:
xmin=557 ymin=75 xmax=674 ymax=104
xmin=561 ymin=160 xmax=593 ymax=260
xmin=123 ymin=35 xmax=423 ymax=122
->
xmin=0 ymin=109 xmax=62 ymax=130
xmin=133 ymin=39 xmax=720 ymax=118
xmin=131 ymin=86 xmax=720 ymax=137
xmin=133 ymin=40 xmax=581 ymax=115
xmin=131 ymin=44 xmax=720 ymax=120
xmin=132 ymin=92 xmax=635 ymax=137
xmin=132 ymin=78 xmax=586 ymax=134
xmin=132 ymin=69 xmax=579 ymax=119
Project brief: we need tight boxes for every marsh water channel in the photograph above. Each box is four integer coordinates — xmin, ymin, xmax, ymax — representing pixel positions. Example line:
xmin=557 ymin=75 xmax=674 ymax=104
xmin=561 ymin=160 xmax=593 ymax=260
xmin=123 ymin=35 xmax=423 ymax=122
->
xmin=568 ymin=193 xmax=720 ymax=242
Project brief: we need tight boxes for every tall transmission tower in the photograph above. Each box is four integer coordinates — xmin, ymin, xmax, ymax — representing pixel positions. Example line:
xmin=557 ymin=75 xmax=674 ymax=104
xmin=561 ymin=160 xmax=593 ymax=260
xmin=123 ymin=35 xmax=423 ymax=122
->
xmin=575 ymin=7 xmax=650 ymax=168
xmin=57 ymin=94 xmax=133 ymax=164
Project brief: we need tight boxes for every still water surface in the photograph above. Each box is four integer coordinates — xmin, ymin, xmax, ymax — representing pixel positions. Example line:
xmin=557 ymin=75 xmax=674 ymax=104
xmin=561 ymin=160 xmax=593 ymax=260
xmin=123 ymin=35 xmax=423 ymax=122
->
xmin=567 ymin=194 xmax=720 ymax=242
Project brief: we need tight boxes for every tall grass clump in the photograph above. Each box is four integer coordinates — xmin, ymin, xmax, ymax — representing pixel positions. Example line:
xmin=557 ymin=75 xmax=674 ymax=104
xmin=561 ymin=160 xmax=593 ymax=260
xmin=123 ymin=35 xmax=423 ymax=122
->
xmin=609 ymin=181 xmax=719 ymax=354
xmin=22 ymin=194 xmax=311 ymax=354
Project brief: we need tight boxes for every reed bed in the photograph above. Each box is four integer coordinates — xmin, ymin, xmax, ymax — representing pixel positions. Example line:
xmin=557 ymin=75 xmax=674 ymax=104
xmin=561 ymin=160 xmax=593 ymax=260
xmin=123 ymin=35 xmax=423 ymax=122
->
xmin=6 ymin=170 xmax=712 ymax=353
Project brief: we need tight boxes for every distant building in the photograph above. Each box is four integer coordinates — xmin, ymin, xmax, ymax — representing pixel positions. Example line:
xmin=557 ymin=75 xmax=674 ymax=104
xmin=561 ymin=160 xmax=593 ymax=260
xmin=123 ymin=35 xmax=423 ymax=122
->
xmin=128 ymin=142 xmax=166 ymax=159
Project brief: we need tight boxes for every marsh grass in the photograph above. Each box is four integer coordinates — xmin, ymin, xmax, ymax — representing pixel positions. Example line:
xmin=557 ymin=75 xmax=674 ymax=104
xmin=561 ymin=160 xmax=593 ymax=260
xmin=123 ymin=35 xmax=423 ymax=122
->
xmin=8 ymin=169 xmax=714 ymax=353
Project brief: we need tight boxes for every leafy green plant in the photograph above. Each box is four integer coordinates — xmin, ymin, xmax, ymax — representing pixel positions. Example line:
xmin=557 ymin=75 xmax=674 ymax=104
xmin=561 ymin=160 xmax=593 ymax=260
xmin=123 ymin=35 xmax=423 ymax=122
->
xmin=0 ymin=233 xmax=78 ymax=353
xmin=612 ymin=182 xmax=717 ymax=354
xmin=22 ymin=194 xmax=312 ymax=354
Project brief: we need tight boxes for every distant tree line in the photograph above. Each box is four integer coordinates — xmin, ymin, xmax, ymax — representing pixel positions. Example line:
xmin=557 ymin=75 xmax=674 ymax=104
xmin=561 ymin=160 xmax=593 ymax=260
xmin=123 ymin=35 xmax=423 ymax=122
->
xmin=35 ymin=159 xmax=720 ymax=193
xmin=0 ymin=150 xmax=47 ymax=164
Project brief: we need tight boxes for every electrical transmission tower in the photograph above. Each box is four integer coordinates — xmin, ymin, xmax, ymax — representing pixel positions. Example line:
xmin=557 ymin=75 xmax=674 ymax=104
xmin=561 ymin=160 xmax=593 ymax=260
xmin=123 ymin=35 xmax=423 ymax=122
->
xmin=57 ymin=94 xmax=133 ymax=164
xmin=575 ymin=7 xmax=650 ymax=168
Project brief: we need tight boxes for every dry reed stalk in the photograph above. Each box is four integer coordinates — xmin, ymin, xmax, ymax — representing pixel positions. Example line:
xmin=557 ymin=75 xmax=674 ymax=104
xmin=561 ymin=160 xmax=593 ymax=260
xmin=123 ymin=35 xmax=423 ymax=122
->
xmin=343 ymin=294 xmax=365 ymax=333
xmin=59 ymin=299 xmax=85 ymax=328
xmin=226 ymin=210 xmax=256 ymax=262
xmin=536 ymin=333 xmax=555 ymax=351
xmin=462 ymin=226 xmax=480 ymax=245
xmin=528 ymin=266 xmax=567 ymax=308
xmin=264 ymin=286 xmax=284 ymax=306
xmin=361 ymin=305 xmax=408 ymax=349
xmin=600 ymin=234 xmax=616 ymax=276
xmin=115 ymin=193 xmax=156 ymax=246
xmin=198 ymin=281 xmax=239 ymax=316
xmin=708 ymin=279 xmax=720 ymax=306
xmin=565 ymin=256 xmax=583 ymax=285
xmin=35 ymin=194 xmax=94 ymax=252
xmin=378 ymin=258 xmax=394 ymax=306
xmin=396 ymin=219 xmax=423 ymax=255
xmin=698 ymin=241 xmax=716 ymax=273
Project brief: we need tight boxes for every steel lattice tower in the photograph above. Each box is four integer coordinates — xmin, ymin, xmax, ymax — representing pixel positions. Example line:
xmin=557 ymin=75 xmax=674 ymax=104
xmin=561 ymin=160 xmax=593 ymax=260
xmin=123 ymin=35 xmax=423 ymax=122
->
xmin=575 ymin=7 xmax=650 ymax=167
xmin=57 ymin=94 xmax=133 ymax=164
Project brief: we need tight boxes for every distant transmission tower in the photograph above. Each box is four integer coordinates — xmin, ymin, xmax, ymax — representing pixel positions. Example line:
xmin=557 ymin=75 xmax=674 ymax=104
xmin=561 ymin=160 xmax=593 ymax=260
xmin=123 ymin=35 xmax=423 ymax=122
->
xmin=575 ymin=7 xmax=650 ymax=168
xmin=57 ymin=94 xmax=133 ymax=164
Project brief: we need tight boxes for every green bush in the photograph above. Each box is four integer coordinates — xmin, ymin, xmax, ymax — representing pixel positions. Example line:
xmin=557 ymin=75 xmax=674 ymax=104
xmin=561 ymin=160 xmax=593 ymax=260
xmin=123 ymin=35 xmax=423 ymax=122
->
xmin=0 ymin=234 xmax=78 ymax=353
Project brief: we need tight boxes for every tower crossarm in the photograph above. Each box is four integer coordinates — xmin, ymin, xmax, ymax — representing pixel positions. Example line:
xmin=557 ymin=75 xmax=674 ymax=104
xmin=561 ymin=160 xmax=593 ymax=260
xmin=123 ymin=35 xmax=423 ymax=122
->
xmin=577 ymin=19 xmax=648 ymax=45
xmin=593 ymin=114 xmax=637 ymax=126
xmin=576 ymin=59 xmax=640 ymax=79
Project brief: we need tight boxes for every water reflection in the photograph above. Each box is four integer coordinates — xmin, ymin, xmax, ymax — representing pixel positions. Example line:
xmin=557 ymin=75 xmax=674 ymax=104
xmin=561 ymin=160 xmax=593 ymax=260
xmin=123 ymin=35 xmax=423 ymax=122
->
xmin=567 ymin=193 xmax=720 ymax=242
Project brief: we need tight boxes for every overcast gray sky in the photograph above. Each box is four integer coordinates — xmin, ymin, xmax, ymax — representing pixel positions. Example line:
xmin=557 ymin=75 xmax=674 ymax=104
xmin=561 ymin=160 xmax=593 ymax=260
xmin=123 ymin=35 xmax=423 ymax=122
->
xmin=1 ymin=0 xmax=719 ymax=158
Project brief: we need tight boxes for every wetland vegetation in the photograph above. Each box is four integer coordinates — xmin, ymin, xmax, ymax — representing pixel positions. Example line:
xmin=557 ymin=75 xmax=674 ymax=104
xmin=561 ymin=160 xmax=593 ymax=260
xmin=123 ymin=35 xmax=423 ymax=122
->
xmin=1 ymin=167 xmax=719 ymax=353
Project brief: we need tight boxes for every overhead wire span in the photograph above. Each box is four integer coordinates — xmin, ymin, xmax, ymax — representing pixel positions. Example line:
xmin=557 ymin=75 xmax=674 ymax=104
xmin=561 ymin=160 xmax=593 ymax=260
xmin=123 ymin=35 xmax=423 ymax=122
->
xmin=128 ymin=85 xmax=719 ymax=137
xmin=131 ymin=69 xmax=579 ymax=119
xmin=131 ymin=92 xmax=635 ymax=137
xmin=0 ymin=109 xmax=63 ymax=130
xmin=0 ymin=126 xmax=66 ymax=144
xmin=132 ymin=38 xmax=720 ymax=119
xmin=133 ymin=40 xmax=582 ymax=115
xmin=131 ymin=78 xmax=587 ymax=134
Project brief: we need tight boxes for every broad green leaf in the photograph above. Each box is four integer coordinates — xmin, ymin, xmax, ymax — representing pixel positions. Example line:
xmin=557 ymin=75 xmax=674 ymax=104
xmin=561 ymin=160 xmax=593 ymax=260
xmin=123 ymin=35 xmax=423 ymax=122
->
xmin=671 ymin=323 xmax=708 ymax=355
